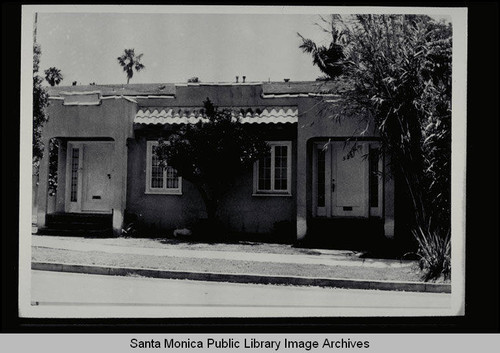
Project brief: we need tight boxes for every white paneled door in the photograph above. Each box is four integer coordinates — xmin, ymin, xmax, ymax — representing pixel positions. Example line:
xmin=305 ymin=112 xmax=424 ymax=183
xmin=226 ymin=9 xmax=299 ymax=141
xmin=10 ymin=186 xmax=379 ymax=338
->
xmin=65 ymin=142 xmax=113 ymax=213
xmin=331 ymin=141 xmax=368 ymax=217
xmin=313 ymin=141 xmax=382 ymax=218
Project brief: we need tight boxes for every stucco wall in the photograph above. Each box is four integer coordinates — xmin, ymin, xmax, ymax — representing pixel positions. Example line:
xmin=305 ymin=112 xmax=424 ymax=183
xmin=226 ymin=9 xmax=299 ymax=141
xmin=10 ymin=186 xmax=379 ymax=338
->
xmin=135 ymin=84 xmax=295 ymax=108
xmin=126 ymin=136 xmax=205 ymax=231
xmin=126 ymin=84 xmax=299 ymax=236
xmin=294 ymin=98 xmax=395 ymax=240
xmin=126 ymin=127 xmax=297 ymax=236
xmin=41 ymin=84 xmax=396 ymax=240
xmin=38 ymin=97 xmax=137 ymax=233
xmin=45 ymin=98 xmax=136 ymax=140
xmin=217 ymin=125 xmax=297 ymax=234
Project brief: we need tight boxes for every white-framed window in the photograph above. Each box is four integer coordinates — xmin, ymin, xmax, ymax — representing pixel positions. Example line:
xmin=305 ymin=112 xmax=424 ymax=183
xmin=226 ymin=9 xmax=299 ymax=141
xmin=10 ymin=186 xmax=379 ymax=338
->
xmin=145 ymin=140 xmax=182 ymax=195
xmin=253 ymin=141 xmax=292 ymax=196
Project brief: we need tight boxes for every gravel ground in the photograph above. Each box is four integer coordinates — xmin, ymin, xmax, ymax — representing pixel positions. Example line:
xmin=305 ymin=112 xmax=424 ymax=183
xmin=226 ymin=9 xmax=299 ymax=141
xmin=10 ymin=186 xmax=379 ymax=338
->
xmin=32 ymin=247 xmax=424 ymax=282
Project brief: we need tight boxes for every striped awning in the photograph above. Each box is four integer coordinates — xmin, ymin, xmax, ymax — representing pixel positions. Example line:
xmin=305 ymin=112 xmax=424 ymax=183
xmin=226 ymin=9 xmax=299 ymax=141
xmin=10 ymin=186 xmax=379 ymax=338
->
xmin=134 ymin=107 xmax=298 ymax=125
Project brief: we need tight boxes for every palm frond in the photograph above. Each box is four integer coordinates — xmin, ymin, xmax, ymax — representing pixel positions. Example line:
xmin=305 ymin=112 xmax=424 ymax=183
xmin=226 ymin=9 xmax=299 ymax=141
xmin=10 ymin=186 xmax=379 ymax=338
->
xmin=297 ymin=33 xmax=317 ymax=54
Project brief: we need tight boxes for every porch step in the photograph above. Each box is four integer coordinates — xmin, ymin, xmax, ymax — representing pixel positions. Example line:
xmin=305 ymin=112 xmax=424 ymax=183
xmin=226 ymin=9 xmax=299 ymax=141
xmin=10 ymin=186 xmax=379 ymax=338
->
xmin=46 ymin=212 xmax=111 ymax=224
xmin=39 ymin=213 xmax=113 ymax=238
xmin=36 ymin=228 xmax=113 ymax=238
xmin=44 ymin=221 xmax=111 ymax=230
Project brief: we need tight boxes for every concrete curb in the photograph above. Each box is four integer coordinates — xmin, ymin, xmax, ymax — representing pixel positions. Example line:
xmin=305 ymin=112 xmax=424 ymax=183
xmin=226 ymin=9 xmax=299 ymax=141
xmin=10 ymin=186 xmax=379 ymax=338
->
xmin=32 ymin=261 xmax=451 ymax=293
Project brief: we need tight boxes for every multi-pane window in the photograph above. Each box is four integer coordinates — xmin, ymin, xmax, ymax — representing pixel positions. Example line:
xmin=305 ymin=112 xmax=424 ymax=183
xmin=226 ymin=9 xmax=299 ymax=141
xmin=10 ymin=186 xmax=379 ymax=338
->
xmin=274 ymin=145 xmax=288 ymax=190
xmin=70 ymin=148 xmax=79 ymax=202
xmin=254 ymin=141 xmax=292 ymax=195
xmin=150 ymin=145 xmax=164 ymax=188
xmin=369 ymin=146 xmax=380 ymax=208
xmin=258 ymin=153 xmax=272 ymax=190
xmin=146 ymin=141 xmax=182 ymax=194
xmin=316 ymin=148 xmax=326 ymax=207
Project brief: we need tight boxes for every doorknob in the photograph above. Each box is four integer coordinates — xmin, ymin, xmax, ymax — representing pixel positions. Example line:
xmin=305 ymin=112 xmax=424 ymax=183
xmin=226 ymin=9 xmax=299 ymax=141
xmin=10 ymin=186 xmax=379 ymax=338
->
xmin=331 ymin=179 xmax=335 ymax=192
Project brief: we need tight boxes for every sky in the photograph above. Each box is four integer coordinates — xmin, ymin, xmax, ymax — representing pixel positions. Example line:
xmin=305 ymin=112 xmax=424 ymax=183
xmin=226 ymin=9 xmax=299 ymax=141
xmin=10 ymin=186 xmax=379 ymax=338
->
xmin=34 ymin=9 xmax=452 ymax=87
xmin=35 ymin=12 xmax=331 ymax=86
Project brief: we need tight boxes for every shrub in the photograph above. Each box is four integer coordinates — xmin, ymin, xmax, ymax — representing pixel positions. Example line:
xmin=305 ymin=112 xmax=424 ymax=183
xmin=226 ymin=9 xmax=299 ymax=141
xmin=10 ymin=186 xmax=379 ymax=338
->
xmin=121 ymin=212 xmax=147 ymax=237
xmin=412 ymin=224 xmax=451 ymax=281
xmin=155 ymin=98 xmax=269 ymax=232
xmin=299 ymin=15 xmax=452 ymax=281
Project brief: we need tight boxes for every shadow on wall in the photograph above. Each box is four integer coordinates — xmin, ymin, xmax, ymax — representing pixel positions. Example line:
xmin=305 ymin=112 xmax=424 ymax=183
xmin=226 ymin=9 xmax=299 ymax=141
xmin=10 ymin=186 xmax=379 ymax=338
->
xmin=121 ymin=211 xmax=296 ymax=244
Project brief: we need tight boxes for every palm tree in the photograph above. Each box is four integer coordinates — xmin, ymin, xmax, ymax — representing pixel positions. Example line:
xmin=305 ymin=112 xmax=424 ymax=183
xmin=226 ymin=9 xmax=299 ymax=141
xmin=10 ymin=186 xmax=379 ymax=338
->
xmin=117 ymin=49 xmax=145 ymax=84
xmin=44 ymin=67 xmax=63 ymax=86
xmin=298 ymin=16 xmax=348 ymax=79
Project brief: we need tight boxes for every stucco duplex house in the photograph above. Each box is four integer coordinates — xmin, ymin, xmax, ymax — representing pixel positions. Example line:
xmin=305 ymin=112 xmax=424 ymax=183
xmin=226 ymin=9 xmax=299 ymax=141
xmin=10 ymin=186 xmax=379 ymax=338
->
xmin=35 ymin=80 xmax=397 ymax=248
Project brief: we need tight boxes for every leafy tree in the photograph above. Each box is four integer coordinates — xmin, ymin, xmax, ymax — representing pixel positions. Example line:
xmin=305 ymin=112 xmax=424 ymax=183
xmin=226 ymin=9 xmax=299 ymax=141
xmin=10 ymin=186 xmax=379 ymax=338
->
xmin=44 ymin=67 xmax=64 ymax=86
xmin=48 ymin=138 xmax=59 ymax=196
xmin=33 ymin=44 xmax=58 ymax=194
xmin=155 ymin=98 xmax=269 ymax=231
xmin=33 ymin=42 xmax=49 ymax=171
xmin=117 ymin=49 xmax=145 ymax=84
xmin=299 ymin=15 xmax=452 ymax=280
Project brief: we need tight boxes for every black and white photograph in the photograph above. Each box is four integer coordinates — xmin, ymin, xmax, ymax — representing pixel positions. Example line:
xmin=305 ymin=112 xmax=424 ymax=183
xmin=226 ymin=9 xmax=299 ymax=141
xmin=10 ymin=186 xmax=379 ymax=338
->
xmin=19 ymin=5 xmax=467 ymax=319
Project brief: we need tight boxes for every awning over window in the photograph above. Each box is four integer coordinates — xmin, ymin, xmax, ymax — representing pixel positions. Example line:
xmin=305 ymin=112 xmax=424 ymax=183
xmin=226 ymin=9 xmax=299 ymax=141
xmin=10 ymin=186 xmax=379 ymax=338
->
xmin=134 ymin=107 xmax=298 ymax=125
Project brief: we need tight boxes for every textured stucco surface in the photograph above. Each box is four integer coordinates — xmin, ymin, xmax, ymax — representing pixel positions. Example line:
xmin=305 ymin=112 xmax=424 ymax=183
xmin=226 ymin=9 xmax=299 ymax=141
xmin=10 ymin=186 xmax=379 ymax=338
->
xmin=126 ymin=130 xmax=297 ymax=234
xmin=40 ymin=82 xmax=396 ymax=240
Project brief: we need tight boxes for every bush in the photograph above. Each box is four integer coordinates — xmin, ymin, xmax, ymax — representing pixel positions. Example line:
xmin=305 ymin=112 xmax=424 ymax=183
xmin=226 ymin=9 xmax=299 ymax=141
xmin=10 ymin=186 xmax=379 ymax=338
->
xmin=412 ymin=224 xmax=451 ymax=281
xmin=155 ymin=98 xmax=269 ymax=224
xmin=299 ymin=15 xmax=452 ymax=280
xmin=121 ymin=212 xmax=148 ymax=237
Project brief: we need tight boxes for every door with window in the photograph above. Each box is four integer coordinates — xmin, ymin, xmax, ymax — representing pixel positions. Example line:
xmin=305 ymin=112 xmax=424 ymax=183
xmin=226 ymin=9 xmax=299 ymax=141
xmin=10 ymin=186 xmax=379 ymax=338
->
xmin=313 ymin=141 xmax=382 ymax=218
xmin=65 ymin=142 xmax=113 ymax=213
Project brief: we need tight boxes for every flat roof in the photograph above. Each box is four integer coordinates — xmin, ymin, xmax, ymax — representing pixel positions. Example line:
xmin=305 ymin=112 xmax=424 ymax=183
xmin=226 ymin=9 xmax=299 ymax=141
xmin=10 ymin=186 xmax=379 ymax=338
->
xmin=47 ymin=78 xmax=352 ymax=97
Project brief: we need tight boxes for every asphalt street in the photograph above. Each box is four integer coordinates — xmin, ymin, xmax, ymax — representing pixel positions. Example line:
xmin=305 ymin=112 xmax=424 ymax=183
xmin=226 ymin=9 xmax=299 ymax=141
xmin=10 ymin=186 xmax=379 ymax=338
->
xmin=31 ymin=270 xmax=450 ymax=310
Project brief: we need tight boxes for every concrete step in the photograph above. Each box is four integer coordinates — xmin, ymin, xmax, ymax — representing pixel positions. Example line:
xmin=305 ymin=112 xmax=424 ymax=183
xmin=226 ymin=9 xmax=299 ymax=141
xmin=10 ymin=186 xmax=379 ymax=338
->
xmin=36 ymin=228 xmax=114 ymax=238
xmin=40 ymin=213 xmax=114 ymax=238
xmin=45 ymin=221 xmax=111 ymax=230
xmin=46 ymin=212 xmax=112 ymax=224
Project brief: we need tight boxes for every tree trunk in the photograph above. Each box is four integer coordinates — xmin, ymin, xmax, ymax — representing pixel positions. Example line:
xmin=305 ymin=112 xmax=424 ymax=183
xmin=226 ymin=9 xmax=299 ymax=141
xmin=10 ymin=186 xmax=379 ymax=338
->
xmin=194 ymin=184 xmax=223 ymax=239
xmin=195 ymin=183 xmax=219 ymax=223
xmin=205 ymin=199 xmax=218 ymax=223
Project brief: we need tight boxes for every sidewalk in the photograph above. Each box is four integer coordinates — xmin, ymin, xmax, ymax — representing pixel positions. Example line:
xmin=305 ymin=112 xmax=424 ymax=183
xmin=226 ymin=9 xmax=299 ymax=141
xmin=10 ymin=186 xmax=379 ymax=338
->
xmin=32 ymin=235 xmax=414 ymax=269
xmin=31 ymin=235 xmax=451 ymax=293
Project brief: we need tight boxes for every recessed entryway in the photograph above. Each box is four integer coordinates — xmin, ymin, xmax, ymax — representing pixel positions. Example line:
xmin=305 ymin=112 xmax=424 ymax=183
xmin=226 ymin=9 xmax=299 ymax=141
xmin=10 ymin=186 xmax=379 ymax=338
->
xmin=313 ymin=140 xmax=383 ymax=219
xmin=65 ymin=141 xmax=114 ymax=213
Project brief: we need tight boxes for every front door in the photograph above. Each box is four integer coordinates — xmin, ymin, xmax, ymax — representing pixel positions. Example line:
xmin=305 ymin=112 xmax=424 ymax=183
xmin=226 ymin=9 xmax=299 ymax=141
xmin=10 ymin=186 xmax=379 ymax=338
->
xmin=331 ymin=141 xmax=368 ymax=217
xmin=313 ymin=141 xmax=382 ymax=218
xmin=65 ymin=142 xmax=113 ymax=213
